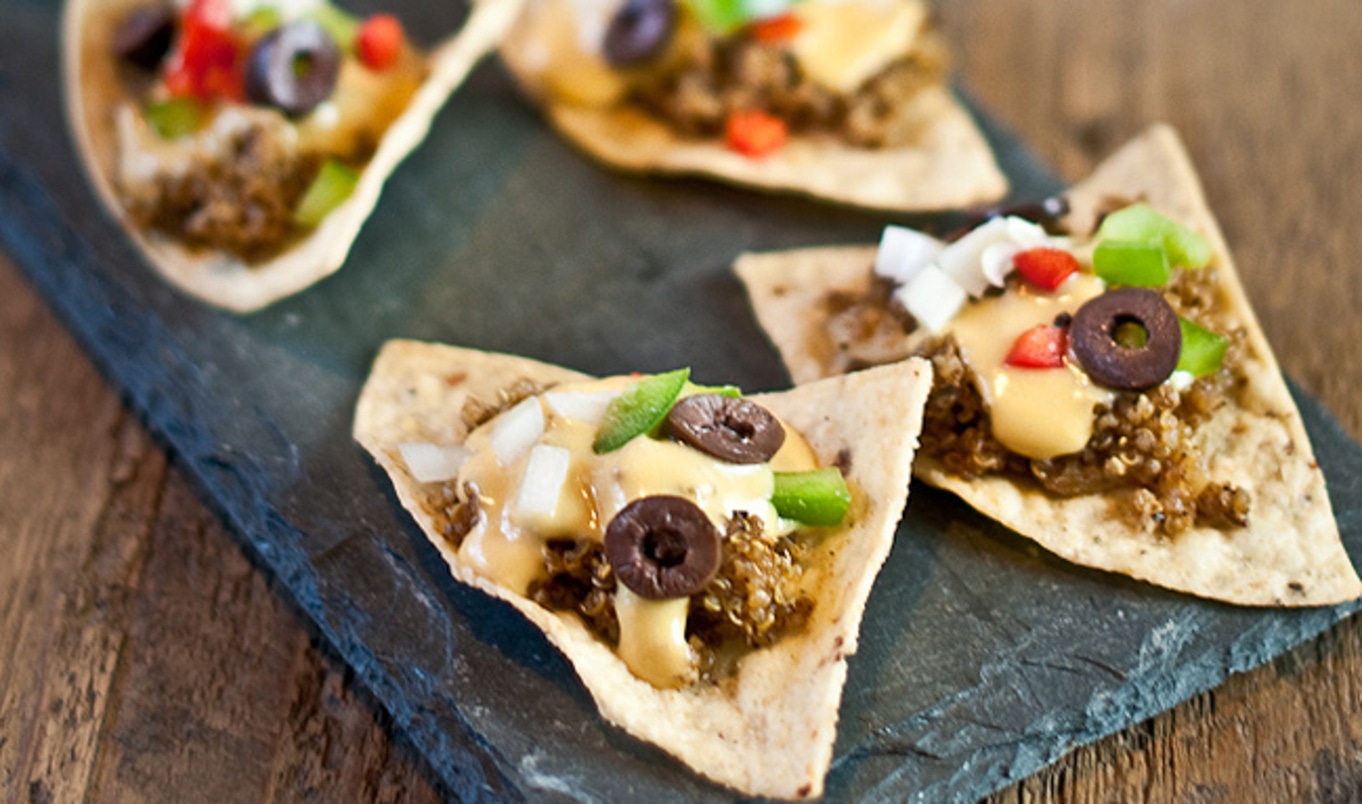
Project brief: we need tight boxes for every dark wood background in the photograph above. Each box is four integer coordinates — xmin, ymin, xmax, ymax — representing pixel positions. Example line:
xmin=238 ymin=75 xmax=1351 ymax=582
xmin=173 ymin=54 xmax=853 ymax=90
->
xmin=4 ymin=0 xmax=1360 ymax=800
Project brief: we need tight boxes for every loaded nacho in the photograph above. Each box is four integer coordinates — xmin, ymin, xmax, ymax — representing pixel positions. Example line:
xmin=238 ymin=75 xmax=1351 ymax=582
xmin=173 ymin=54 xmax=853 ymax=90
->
xmin=500 ymin=0 xmax=1006 ymax=210
xmin=353 ymin=340 xmax=932 ymax=798
xmin=65 ymin=0 xmax=523 ymax=311
xmin=737 ymin=125 xmax=1362 ymax=606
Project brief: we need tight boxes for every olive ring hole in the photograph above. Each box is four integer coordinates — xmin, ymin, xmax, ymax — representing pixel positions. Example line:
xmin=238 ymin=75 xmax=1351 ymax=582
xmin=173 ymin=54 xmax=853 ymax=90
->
xmin=1112 ymin=316 xmax=1150 ymax=350
xmin=292 ymin=53 xmax=315 ymax=78
xmin=643 ymin=528 xmax=688 ymax=568
xmin=244 ymin=21 xmax=341 ymax=116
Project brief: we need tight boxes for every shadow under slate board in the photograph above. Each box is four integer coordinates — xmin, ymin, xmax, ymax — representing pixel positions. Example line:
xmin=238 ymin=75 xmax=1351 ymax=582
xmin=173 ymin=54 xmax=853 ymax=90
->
xmin=2 ymin=0 xmax=1361 ymax=799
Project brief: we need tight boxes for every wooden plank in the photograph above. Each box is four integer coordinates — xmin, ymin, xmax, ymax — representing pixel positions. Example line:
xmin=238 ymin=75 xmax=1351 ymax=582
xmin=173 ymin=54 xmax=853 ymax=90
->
xmin=87 ymin=474 xmax=303 ymax=802
xmin=86 ymin=468 xmax=443 ymax=802
xmin=0 ymin=253 xmax=442 ymax=802
xmin=0 ymin=253 xmax=162 ymax=803
xmin=262 ymin=639 xmax=444 ymax=803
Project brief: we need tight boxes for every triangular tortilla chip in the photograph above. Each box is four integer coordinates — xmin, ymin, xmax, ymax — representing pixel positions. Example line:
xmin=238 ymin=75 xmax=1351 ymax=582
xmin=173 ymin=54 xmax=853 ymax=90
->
xmin=498 ymin=0 xmax=1007 ymax=212
xmin=354 ymin=340 xmax=932 ymax=798
xmin=63 ymin=0 xmax=523 ymax=312
xmin=737 ymin=124 xmax=1361 ymax=607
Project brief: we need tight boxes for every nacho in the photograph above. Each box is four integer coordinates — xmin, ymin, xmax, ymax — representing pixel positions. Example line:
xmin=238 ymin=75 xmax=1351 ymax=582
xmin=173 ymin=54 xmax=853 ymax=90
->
xmin=499 ymin=0 xmax=1006 ymax=211
xmin=737 ymin=124 xmax=1362 ymax=606
xmin=64 ymin=0 xmax=523 ymax=312
xmin=354 ymin=340 xmax=932 ymax=798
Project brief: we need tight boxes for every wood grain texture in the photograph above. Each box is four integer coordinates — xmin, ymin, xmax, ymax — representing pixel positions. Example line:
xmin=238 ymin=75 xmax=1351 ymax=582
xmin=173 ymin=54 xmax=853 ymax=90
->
xmin=0 ymin=254 xmax=443 ymax=802
xmin=944 ymin=1 xmax=1362 ymax=801
xmin=1 ymin=0 xmax=1360 ymax=801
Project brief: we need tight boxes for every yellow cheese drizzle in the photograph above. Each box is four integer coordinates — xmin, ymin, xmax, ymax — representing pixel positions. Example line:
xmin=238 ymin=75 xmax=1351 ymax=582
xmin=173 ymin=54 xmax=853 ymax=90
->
xmin=947 ymin=273 xmax=1114 ymax=460
xmin=456 ymin=378 xmax=818 ymax=687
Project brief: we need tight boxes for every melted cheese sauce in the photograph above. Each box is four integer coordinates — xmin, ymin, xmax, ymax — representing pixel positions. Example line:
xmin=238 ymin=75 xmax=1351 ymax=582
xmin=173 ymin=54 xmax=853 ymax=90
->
xmin=615 ymin=588 xmax=693 ymax=687
xmin=504 ymin=0 xmax=629 ymax=106
xmin=294 ymin=52 xmax=424 ymax=157
xmin=455 ymin=378 xmax=818 ymax=687
xmin=948 ymin=273 xmax=1115 ymax=459
xmin=790 ymin=0 xmax=926 ymax=93
xmin=510 ymin=0 xmax=926 ymax=106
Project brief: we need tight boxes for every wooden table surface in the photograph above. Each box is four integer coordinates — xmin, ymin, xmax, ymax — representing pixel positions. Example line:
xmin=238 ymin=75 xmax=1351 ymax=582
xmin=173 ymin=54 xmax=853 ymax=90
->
xmin=4 ymin=0 xmax=1361 ymax=800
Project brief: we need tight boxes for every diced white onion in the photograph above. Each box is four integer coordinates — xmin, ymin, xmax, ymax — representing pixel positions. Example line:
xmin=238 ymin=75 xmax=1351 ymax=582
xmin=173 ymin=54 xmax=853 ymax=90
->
xmin=513 ymin=444 xmax=571 ymax=519
xmin=398 ymin=442 xmax=472 ymax=484
xmin=490 ymin=397 xmax=545 ymax=466
xmin=935 ymin=216 xmax=1053 ymax=297
xmin=1005 ymin=215 xmax=1053 ymax=246
xmin=873 ymin=225 xmax=945 ymax=285
xmin=543 ymin=389 xmax=618 ymax=425
xmin=893 ymin=264 xmax=967 ymax=333
xmin=980 ymin=242 xmax=1023 ymax=287
xmin=1168 ymin=370 xmax=1195 ymax=392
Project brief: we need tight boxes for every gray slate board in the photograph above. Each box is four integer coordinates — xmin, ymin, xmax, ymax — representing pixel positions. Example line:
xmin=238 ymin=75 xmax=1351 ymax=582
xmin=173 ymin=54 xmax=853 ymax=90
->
xmin=3 ymin=0 xmax=1361 ymax=799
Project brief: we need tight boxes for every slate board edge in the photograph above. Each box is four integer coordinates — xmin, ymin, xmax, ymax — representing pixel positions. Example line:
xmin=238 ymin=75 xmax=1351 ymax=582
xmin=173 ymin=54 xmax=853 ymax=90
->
xmin=4 ymin=118 xmax=1361 ymax=804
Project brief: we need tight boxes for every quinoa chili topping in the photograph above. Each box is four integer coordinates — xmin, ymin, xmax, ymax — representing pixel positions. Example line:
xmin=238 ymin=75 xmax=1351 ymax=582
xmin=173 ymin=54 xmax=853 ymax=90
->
xmin=110 ymin=0 xmax=425 ymax=259
xmin=523 ymin=511 xmax=813 ymax=683
xmin=841 ymin=206 xmax=1250 ymax=535
xmin=122 ymin=117 xmax=321 ymax=260
xmin=407 ymin=373 xmax=849 ymax=688
xmin=511 ymin=0 xmax=950 ymax=154
xmin=633 ymin=27 xmax=948 ymax=148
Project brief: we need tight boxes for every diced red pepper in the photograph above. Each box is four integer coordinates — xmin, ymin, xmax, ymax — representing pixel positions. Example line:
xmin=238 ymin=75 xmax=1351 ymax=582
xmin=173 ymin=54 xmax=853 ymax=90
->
xmin=749 ymin=12 xmax=802 ymax=42
xmin=725 ymin=110 xmax=787 ymax=158
xmin=163 ymin=0 xmax=243 ymax=102
xmin=1013 ymin=247 xmax=1080 ymax=291
xmin=357 ymin=14 xmax=405 ymax=71
xmin=184 ymin=0 xmax=231 ymax=31
xmin=1005 ymin=324 xmax=1068 ymax=368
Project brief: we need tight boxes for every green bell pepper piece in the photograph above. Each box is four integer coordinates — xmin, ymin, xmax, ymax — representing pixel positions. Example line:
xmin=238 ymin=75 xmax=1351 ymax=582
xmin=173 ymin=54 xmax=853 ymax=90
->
xmin=1092 ymin=240 xmax=1171 ymax=287
xmin=593 ymin=368 xmax=691 ymax=454
xmin=682 ymin=381 xmax=742 ymax=399
xmin=772 ymin=468 xmax=850 ymax=526
xmin=684 ymin=0 xmax=748 ymax=33
xmin=1176 ymin=317 xmax=1230 ymax=377
xmin=145 ymin=98 xmax=204 ymax=140
xmin=293 ymin=160 xmax=360 ymax=227
xmin=239 ymin=6 xmax=283 ymax=38
xmin=306 ymin=4 xmax=360 ymax=51
xmin=1097 ymin=203 xmax=1212 ymax=270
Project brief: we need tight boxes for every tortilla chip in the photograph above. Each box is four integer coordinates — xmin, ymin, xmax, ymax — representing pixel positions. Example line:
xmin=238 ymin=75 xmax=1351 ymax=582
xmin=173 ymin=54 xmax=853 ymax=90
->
xmin=63 ymin=0 xmax=524 ymax=312
xmin=498 ymin=0 xmax=1007 ymax=212
xmin=354 ymin=340 xmax=932 ymax=798
xmin=737 ymin=124 xmax=1362 ymax=607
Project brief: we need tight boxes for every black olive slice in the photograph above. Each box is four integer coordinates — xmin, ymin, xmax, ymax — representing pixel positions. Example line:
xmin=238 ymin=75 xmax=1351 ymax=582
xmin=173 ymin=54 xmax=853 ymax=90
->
xmin=244 ymin=21 xmax=341 ymax=117
xmin=113 ymin=5 xmax=177 ymax=71
xmin=1070 ymin=287 xmax=1182 ymax=391
xmin=666 ymin=394 xmax=786 ymax=464
xmin=605 ymin=496 xmax=721 ymax=600
xmin=603 ymin=0 xmax=676 ymax=68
